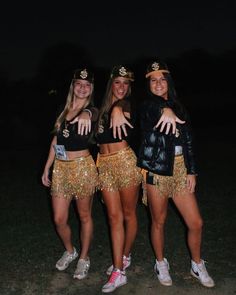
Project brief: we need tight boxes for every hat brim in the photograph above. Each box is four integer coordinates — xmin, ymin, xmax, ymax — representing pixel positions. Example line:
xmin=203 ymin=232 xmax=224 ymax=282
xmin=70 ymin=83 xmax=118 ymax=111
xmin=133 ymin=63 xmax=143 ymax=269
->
xmin=145 ymin=70 xmax=170 ymax=78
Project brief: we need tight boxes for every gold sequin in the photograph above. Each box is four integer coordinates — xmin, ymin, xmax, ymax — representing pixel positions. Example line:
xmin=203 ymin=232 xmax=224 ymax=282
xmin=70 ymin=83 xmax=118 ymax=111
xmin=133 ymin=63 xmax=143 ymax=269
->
xmin=51 ymin=155 xmax=98 ymax=199
xmin=142 ymin=155 xmax=188 ymax=205
xmin=97 ymin=146 xmax=142 ymax=191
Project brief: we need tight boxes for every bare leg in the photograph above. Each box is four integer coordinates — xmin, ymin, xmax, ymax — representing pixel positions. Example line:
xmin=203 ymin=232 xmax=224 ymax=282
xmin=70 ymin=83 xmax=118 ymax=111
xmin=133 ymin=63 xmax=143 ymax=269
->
xmin=146 ymin=184 xmax=169 ymax=261
xmin=75 ymin=195 xmax=94 ymax=259
xmin=173 ymin=192 xmax=203 ymax=263
xmin=120 ymin=185 xmax=139 ymax=257
xmin=102 ymin=190 xmax=124 ymax=270
xmin=52 ymin=195 xmax=74 ymax=253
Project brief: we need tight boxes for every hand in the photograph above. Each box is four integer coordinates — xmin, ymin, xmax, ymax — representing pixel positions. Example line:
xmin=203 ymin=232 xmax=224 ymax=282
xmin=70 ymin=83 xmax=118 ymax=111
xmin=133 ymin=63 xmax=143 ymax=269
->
xmin=110 ymin=106 xmax=133 ymax=139
xmin=186 ymin=174 xmax=196 ymax=193
xmin=155 ymin=108 xmax=185 ymax=134
xmin=42 ymin=169 xmax=51 ymax=187
xmin=70 ymin=111 xmax=91 ymax=135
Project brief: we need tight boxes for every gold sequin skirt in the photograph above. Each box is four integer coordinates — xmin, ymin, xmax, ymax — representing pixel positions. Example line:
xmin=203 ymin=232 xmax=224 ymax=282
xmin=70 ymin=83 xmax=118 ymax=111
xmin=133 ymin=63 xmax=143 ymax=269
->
xmin=142 ymin=155 xmax=188 ymax=205
xmin=51 ymin=155 xmax=98 ymax=200
xmin=97 ymin=146 xmax=142 ymax=191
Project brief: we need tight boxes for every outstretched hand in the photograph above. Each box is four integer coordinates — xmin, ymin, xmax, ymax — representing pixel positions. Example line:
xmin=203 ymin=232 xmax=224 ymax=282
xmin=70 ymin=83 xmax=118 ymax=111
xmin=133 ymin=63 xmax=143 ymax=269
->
xmin=110 ymin=106 xmax=133 ymax=140
xmin=70 ymin=111 xmax=91 ymax=135
xmin=155 ymin=108 xmax=185 ymax=134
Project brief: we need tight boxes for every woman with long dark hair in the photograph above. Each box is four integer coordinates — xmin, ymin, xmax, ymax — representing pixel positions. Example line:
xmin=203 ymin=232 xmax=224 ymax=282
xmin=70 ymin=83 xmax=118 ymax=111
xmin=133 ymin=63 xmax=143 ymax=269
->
xmin=138 ymin=60 xmax=214 ymax=288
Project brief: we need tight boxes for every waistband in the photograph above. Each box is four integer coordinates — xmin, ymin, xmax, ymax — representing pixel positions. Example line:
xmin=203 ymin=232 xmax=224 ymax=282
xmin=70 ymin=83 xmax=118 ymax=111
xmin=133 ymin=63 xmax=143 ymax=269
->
xmin=98 ymin=146 xmax=131 ymax=158
xmin=55 ymin=154 xmax=91 ymax=162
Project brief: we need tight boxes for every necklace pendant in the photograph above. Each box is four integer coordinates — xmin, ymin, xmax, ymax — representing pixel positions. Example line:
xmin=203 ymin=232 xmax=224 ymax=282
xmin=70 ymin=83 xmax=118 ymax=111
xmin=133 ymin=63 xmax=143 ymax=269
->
xmin=62 ymin=128 xmax=70 ymax=138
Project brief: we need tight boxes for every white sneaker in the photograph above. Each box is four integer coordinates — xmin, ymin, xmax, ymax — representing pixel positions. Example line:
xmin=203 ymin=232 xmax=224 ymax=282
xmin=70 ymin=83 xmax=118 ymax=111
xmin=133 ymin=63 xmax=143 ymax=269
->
xmin=191 ymin=259 xmax=215 ymax=288
xmin=73 ymin=257 xmax=90 ymax=280
xmin=154 ymin=258 xmax=172 ymax=286
xmin=102 ymin=269 xmax=127 ymax=293
xmin=55 ymin=247 xmax=78 ymax=271
xmin=106 ymin=254 xmax=131 ymax=276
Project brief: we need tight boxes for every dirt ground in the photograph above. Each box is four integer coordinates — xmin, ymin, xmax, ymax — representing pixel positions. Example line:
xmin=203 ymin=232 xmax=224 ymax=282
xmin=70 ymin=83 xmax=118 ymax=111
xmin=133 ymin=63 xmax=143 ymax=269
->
xmin=0 ymin=129 xmax=236 ymax=294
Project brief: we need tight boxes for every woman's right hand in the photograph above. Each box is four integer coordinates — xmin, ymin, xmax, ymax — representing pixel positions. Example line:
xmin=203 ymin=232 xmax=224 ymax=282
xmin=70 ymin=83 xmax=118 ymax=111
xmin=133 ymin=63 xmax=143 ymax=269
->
xmin=110 ymin=106 xmax=133 ymax=139
xmin=155 ymin=108 xmax=185 ymax=134
xmin=42 ymin=169 xmax=51 ymax=187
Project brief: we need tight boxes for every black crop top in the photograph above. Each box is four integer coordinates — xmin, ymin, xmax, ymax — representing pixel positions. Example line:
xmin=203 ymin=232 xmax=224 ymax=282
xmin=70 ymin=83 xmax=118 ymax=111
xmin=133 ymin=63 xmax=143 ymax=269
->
xmin=57 ymin=120 xmax=95 ymax=151
xmin=56 ymin=105 xmax=98 ymax=151
xmin=96 ymin=101 xmax=133 ymax=145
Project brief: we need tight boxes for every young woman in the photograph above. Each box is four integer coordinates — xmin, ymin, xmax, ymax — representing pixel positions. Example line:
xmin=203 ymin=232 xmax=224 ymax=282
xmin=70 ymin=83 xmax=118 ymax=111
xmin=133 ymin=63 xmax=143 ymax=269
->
xmin=96 ymin=65 xmax=142 ymax=293
xmin=137 ymin=60 xmax=215 ymax=288
xmin=41 ymin=68 xmax=98 ymax=280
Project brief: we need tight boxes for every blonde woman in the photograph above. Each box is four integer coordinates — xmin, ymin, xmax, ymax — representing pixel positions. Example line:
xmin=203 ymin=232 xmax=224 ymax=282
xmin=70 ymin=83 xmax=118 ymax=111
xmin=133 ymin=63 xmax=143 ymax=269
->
xmin=42 ymin=68 xmax=98 ymax=280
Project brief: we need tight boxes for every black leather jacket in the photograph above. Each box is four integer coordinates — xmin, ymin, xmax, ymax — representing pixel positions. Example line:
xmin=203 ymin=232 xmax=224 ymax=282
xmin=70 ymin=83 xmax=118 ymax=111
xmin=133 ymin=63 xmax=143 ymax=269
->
xmin=137 ymin=96 xmax=197 ymax=176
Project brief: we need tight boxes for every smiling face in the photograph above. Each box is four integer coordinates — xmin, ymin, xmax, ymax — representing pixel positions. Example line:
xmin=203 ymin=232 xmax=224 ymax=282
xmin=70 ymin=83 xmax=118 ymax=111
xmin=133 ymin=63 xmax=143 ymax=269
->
xmin=73 ymin=79 xmax=93 ymax=100
xmin=111 ymin=77 xmax=130 ymax=102
xmin=149 ymin=72 xmax=168 ymax=100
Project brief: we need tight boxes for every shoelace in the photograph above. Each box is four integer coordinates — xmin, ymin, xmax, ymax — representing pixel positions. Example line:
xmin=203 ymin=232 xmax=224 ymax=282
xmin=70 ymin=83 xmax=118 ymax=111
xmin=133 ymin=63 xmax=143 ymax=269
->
xmin=158 ymin=264 xmax=170 ymax=276
xmin=61 ymin=252 xmax=72 ymax=260
xmin=123 ymin=256 xmax=130 ymax=267
xmin=197 ymin=262 xmax=210 ymax=279
xmin=108 ymin=271 xmax=120 ymax=284
xmin=76 ymin=260 xmax=89 ymax=272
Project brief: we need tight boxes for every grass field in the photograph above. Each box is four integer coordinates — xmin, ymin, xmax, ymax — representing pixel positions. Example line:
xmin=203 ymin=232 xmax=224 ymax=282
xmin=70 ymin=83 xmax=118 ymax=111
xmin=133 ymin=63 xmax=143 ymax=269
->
xmin=0 ymin=129 xmax=236 ymax=294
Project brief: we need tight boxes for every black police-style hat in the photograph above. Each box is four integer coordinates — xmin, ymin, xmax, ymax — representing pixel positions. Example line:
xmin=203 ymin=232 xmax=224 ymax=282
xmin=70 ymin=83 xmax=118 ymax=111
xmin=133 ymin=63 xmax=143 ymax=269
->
xmin=73 ymin=68 xmax=94 ymax=83
xmin=145 ymin=60 xmax=170 ymax=78
xmin=110 ymin=65 xmax=134 ymax=81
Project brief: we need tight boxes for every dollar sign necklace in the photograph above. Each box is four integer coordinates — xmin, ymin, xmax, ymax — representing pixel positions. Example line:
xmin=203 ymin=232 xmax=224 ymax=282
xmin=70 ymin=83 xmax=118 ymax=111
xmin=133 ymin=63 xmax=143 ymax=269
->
xmin=62 ymin=120 xmax=70 ymax=138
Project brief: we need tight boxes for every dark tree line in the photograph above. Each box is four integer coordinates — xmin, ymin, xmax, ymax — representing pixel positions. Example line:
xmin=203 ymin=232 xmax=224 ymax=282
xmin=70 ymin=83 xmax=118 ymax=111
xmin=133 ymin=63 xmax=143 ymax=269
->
xmin=1 ymin=43 xmax=235 ymax=149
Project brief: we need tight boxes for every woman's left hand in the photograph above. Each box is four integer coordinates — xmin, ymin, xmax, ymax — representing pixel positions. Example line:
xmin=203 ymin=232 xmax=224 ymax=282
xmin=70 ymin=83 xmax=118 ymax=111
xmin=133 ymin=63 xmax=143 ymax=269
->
xmin=70 ymin=111 xmax=91 ymax=135
xmin=186 ymin=174 xmax=196 ymax=193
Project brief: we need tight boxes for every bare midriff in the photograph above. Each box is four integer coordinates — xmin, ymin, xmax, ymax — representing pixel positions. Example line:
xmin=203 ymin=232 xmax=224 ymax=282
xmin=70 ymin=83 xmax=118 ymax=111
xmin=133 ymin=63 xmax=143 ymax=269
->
xmin=66 ymin=149 xmax=90 ymax=160
xmin=99 ymin=141 xmax=129 ymax=154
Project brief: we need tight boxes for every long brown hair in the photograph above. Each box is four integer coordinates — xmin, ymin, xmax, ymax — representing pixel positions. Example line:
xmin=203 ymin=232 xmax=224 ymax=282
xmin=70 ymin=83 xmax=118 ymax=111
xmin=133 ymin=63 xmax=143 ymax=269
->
xmin=97 ymin=77 xmax=132 ymax=130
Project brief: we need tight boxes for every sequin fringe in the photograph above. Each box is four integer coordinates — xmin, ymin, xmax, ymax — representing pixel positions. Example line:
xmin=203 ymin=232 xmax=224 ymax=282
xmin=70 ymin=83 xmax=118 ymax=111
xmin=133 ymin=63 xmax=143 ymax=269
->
xmin=97 ymin=146 xmax=142 ymax=191
xmin=51 ymin=155 xmax=98 ymax=200
xmin=142 ymin=155 xmax=188 ymax=205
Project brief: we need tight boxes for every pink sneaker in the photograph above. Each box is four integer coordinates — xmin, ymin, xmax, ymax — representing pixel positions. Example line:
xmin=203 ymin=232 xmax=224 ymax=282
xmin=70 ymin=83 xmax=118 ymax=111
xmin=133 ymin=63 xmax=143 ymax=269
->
xmin=102 ymin=269 xmax=127 ymax=293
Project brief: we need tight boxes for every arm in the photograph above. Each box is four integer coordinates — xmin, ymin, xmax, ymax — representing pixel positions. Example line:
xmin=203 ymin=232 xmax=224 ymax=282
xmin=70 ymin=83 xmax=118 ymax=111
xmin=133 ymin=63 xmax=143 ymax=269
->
xmin=181 ymin=122 xmax=198 ymax=193
xmin=41 ymin=136 xmax=56 ymax=187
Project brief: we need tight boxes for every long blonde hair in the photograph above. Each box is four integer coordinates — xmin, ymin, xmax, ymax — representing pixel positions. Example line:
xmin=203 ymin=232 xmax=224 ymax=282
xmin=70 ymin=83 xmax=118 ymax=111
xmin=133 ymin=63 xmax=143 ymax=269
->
xmin=54 ymin=79 xmax=94 ymax=132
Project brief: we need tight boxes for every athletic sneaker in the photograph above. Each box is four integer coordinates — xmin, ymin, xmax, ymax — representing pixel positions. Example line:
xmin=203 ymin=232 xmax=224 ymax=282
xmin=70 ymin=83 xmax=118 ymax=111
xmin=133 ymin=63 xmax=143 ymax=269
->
xmin=191 ymin=259 xmax=215 ymax=288
xmin=106 ymin=254 xmax=131 ymax=276
xmin=102 ymin=269 xmax=127 ymax=293
xmin=73 ymin=257 xmax=90 ymax=280
xmin=154 ymin=258 xmax=172 ymax=286
xmin=55 ymin=247 xmax=78 ymax=271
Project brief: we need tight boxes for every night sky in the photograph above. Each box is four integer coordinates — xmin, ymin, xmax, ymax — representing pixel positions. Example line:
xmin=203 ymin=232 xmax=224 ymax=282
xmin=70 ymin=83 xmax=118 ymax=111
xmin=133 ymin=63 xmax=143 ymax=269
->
xmin=1 ymin=1 xmax=235 ymax=80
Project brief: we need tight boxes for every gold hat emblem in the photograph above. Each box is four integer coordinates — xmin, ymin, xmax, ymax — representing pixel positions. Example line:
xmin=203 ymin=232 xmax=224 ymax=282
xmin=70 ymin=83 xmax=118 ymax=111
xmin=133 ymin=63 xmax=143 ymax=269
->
xmin=119 ymin=66 xmax=128 ymax=76
xmin=80 ymin=69 xmax=88 ymax=79
xmin=151 ymin=62 xmax=160 ymax=71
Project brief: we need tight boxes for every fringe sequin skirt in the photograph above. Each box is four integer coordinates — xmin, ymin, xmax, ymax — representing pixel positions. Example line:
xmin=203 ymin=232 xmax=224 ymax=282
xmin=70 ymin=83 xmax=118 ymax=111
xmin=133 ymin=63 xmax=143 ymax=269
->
xmin=51 ymin=155 xmax=98 ymax=200
xmin=142 ymin=155 xmax=188 ymax=205
xmin=97 ymin=146 xmax=142 ymax=192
